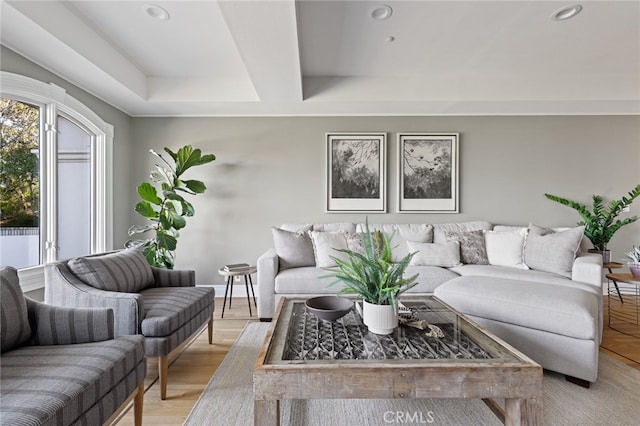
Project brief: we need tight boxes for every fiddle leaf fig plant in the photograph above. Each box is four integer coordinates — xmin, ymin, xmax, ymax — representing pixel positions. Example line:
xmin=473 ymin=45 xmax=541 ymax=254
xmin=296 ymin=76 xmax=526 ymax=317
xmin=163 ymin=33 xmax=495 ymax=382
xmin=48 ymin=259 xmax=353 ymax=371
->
xmin=544 ymin=184 xmax=640 ymax=252
xmin=125 ymin=145 xmax=215 ymax=269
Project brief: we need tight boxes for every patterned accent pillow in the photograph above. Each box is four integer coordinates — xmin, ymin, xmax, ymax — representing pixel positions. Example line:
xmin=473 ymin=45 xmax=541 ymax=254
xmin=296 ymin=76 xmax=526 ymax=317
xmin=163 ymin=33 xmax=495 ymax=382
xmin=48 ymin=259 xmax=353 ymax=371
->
xmin=1 ymin=266 xmax=32 ymax=352
xmin=444 ymin=230 xmax=489 ymax=265
xmin=271 ymin=227 xmax=315 ymax=270
xmin=69 ymin=249 xmax=154 ymax=293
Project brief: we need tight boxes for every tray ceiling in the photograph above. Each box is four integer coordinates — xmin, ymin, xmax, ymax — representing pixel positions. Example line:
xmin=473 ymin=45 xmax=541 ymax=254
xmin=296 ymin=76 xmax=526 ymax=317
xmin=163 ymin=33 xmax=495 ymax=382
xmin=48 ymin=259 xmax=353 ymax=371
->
xmin=1 ymin=0 xmax=638 ymax=116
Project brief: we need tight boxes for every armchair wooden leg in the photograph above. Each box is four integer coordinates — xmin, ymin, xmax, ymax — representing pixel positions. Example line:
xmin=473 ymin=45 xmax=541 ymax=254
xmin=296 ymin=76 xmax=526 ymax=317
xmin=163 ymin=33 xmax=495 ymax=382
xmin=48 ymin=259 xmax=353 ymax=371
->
xmin=159 ymin=356 xmax=168 ymax=400
xmin=208 ymin=315 xmax=214 ymax=345
xmin=134 ymin=382 xmax=144 ymax=426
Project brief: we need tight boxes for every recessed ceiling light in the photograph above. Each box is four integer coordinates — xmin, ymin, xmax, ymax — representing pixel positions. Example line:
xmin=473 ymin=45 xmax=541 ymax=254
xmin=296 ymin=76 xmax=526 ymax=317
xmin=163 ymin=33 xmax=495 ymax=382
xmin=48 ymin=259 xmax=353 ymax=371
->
xmin=145 ymin=4 xmax=170 ymax=21
xmin=371 ymin=4 xmax=393 ymax=20
xmin=551 ymin=4 xmax=582 ymax=21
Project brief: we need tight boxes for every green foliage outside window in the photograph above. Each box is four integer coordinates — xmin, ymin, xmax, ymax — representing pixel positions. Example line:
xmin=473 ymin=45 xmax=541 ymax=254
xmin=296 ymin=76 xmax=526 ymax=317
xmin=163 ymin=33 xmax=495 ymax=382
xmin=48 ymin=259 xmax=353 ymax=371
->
xmin=0 ymin=99 xmax=40 ymax=227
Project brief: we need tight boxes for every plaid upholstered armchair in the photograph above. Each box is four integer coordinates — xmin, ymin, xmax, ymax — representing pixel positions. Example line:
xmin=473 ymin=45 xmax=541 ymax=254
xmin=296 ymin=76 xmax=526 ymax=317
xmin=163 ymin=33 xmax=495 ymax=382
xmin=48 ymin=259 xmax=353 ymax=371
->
xmin=45 ymin=249 xmax=215 ymax=400
xmin=1 ymin=266 xmax=146 ymax=426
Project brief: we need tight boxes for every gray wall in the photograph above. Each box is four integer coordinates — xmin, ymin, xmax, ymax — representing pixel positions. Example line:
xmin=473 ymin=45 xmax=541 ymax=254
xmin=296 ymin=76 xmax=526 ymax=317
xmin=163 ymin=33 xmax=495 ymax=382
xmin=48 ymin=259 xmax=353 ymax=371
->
xmin=1 ymin=46 xmax=133 ymax=246
xmin=131 ymin=116 xmax=640 ymax=285
xmin=3 ymin=46 xmax=638 ymax=287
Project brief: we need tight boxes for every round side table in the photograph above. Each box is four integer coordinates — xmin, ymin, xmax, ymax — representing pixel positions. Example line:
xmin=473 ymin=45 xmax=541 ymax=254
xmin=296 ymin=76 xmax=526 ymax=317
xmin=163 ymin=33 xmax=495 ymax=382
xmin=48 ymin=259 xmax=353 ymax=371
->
xmin=218 ymin=265 xmax=257 ymax=318
xmin=604 ymin=262 xmax=624 ymax=303
xmin=605 ymin=272 xmax=640 ymax=337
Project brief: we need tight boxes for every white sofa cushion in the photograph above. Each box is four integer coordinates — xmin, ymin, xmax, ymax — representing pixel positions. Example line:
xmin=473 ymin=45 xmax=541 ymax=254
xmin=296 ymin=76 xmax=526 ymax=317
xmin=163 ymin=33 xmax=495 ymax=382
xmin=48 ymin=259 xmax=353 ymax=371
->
xmin=448 ymin=264 xmax=600 ymax=295
xmin=403 ymin=265 xmax=461 ymax=293
xmin=356 ymin=223 xmax=433 ymax=262
xmin=484 ymin=229 xmax=528 ymax=269
xmin=524 ymin=224 xmax=585 ymax=278
xmin=407 ymin=241 xmax=462 ymax=267
xmin=275 ymin=266 xmax=341 ymax=294
xmin=434 ymin=276 xmax=599 ymax=340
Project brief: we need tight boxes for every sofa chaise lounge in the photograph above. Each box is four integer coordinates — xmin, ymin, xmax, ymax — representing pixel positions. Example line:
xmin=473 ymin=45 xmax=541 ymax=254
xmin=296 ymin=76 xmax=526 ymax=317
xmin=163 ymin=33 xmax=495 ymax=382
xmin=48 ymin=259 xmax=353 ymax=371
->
xmin=45 ymin=249 xmax=215 ymax=399
xmin=1 ymin=266 xmax=146 ymax=426
xmin=257 ymin=221 xmax=603 ymax=384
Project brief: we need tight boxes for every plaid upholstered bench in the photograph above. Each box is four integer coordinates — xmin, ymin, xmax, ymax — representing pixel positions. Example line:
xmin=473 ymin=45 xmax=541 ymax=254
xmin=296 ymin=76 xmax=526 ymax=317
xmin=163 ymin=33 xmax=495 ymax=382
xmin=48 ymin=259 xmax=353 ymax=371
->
xmin=44 ymin=249 xmax=215 ymax=399
xmin=1 ymin=266 xmax=146 ymax=426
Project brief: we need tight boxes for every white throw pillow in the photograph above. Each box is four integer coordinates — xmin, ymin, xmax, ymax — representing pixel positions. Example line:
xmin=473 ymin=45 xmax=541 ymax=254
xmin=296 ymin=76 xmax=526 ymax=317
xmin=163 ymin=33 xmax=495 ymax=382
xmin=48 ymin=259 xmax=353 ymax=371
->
xmin=309 ymin=231 xmax=350 ymax=268
xmin=406 ymin=241 xmax=462 ymax=267
xmin=484 ymin=229 xmax=529 ymax=269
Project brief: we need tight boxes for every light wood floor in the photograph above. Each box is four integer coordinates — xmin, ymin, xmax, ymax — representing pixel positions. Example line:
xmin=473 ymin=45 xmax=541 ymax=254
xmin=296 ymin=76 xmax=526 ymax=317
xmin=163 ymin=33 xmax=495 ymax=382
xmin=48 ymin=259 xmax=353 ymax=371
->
xmin=116 ymin=296 xmax=640 ymax=425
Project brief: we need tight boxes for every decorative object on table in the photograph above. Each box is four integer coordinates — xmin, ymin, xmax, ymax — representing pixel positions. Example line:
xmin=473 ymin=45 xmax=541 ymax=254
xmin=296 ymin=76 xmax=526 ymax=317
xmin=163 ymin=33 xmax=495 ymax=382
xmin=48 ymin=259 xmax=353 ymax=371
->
xmin=625 ymin=245 xmax=640 ymax=279
xmin=323 ymin=221 xmax=419 ymax=334
xmin=325 ymin=133 xmax=386 ymax=213
xmin=218 ymin=265 xmax=257 ymax=318
xmin=397 ymin=302 xmax=445 ymax=337
xmin=544 ymin=184 xmax=640 ymax=263
xmin=397 ymin=133 xmax=459 ymax=213
xmin=126 ymin=145 xmax=216 ymax=268
xmin=223 ymin=263 xmax=250 ymax=272
xmin=305 ymin=296 xmax=354 ymax=321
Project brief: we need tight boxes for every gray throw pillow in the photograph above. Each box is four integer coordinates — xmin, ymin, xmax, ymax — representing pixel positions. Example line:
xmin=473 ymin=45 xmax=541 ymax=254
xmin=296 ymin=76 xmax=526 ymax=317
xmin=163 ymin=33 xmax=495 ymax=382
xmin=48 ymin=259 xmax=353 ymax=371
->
xmin=444 ymin=230 xmax=489 ymax=265
xmin=524 ymin=224 xmax=585 ymax=278
xmin=271 ymin=227 xmax=315 ymax=270
xmin=68 ymin=249 xmax=154 ymax=293
xmin=1 ymin=266 xmax=32 ymax=352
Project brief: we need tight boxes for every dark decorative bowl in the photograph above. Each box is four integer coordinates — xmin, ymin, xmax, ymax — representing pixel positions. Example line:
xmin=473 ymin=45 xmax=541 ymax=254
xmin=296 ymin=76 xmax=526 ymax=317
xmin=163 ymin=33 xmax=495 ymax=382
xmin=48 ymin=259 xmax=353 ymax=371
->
xmin=305 ymin=296 xmax=354 ymax=321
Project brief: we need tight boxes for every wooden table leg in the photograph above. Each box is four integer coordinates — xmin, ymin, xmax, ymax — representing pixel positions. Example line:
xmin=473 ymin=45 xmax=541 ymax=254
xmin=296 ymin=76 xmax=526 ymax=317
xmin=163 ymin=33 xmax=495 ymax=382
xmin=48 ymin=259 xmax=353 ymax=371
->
xmin=254 ymin=399 xmax=279 ymax=426
xmin=505 ymin=397 xmax=543 ymax=426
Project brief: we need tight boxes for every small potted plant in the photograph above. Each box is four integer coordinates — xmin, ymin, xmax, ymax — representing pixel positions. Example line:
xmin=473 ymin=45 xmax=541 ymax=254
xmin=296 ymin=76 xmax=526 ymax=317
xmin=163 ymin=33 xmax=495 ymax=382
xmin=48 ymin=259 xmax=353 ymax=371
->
xmin=626 ymin=246 xmax=640 ymax=279
xmin=544 ymin=184 xmax=640 ymax=263
xmin=323 ymin=222 xmax=419 ymax=334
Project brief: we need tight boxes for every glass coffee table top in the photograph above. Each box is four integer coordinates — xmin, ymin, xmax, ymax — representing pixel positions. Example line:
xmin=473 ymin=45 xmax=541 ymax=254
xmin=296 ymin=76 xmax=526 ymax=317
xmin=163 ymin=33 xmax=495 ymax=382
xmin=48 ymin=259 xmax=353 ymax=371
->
xmin=266 ymin=297 xmax=522 ymax=365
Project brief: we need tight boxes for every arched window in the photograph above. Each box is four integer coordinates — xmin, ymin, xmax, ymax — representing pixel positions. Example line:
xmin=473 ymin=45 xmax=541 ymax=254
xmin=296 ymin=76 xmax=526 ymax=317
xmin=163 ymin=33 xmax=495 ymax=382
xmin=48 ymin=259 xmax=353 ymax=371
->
xmin=1 ymin=72 xmax=113 ymax=291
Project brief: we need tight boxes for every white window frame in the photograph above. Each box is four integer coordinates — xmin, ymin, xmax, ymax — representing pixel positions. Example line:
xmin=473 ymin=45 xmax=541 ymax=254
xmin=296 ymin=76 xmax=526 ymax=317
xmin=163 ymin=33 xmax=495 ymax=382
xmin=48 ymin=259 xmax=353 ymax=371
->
xmin=1 ymin=71 xmax=113 ymax=291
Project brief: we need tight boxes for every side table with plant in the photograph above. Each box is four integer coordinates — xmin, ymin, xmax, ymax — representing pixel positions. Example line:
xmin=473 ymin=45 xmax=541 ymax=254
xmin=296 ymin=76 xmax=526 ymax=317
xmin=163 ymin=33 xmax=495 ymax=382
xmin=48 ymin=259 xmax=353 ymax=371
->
xmin=544 ymin=184 xmax=640 ymax=263
xmin=323 ymin=222 xmax=419 ymax=334
xmin=626 ymin=246 xmax=640 ymax=279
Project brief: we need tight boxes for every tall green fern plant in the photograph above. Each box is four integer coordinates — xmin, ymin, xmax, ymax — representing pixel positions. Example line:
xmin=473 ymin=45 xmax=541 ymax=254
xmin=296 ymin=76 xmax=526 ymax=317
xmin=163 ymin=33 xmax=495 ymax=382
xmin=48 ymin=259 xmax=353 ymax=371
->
xmin=324 ymin=222 xmax=419 ymax=309
xmin=126 ymin=145 xmax=215 ymax=268
xmin=544 ymin=184 xmax=640 ymax=251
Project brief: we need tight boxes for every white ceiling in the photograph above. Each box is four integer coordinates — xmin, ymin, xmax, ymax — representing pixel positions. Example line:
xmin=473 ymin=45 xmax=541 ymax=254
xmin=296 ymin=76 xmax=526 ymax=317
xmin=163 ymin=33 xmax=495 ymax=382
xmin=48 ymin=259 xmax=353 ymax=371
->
xmin=2 ymin=0 xmax=639 ymax=117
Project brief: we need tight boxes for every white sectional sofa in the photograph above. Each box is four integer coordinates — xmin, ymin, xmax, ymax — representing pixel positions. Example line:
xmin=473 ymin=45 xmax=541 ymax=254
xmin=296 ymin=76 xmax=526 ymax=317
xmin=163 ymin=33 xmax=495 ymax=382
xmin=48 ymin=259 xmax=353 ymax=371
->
xmin=257 ymin=221 xmax=603 ymax=384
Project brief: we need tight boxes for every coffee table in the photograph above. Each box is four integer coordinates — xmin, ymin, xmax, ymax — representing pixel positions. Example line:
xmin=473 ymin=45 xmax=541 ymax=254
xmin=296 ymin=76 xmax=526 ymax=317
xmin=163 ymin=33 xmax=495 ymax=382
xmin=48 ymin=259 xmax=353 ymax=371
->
xmin=254 ymin=297 xmax=543 ymax=426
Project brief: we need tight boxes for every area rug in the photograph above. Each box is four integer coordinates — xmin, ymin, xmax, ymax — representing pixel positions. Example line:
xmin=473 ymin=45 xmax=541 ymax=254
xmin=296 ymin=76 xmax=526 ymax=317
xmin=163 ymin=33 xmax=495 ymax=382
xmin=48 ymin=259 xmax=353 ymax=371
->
xmin=184 ymin=322 xmax=640 ymax=425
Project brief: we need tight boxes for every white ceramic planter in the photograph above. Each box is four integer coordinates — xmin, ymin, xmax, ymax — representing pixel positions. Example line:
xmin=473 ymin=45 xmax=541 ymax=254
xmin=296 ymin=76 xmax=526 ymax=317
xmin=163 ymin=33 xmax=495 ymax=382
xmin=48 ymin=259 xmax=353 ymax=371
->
xmin=362 ymin=300 xmax=398 ymax=335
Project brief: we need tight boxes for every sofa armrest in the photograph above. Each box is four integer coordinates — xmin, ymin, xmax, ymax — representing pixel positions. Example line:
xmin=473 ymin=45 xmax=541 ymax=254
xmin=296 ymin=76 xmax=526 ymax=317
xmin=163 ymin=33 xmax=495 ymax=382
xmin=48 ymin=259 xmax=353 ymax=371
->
xmin=151 ymin=267 xmax=195 ymax=287
xmin=45 ymin=263 xmax=143 ymax=336
xmin=572 ymin=253 xmax=603 ymax=288
xmin=26 ymin=298 xmax=114 ymax=345
xmin=257 ymin=248 xmax=279 ymax=320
